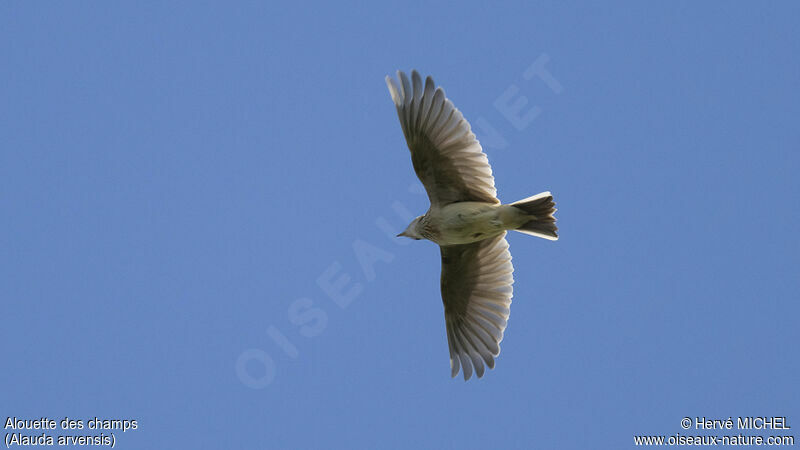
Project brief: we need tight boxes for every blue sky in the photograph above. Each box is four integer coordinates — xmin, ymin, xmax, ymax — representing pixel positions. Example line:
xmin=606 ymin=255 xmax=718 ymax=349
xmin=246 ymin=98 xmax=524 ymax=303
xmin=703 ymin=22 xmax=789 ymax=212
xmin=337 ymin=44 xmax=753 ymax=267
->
xmin=2 ymin=2 xmax=798 ymax=449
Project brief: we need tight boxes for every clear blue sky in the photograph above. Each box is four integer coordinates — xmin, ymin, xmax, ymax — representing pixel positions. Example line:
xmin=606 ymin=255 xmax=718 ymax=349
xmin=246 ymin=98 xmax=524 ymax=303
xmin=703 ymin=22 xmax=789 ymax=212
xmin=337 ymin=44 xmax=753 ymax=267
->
xmin=2 ymin=2 xmax=798 ymax=449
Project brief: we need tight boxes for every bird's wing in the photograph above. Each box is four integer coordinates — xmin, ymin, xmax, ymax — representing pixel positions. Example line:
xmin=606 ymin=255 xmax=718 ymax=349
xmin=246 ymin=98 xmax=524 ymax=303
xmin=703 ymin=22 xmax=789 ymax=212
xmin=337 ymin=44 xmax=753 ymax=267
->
xmin=386 ymin=70 xmax=499 ymax=207
xmin=440 ymin=232 xmax=514 ymax=380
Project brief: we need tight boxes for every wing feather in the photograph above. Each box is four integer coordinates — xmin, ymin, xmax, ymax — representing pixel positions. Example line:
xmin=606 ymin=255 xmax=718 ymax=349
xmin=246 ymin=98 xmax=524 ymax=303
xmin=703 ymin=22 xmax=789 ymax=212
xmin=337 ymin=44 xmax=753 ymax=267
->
xmin=451 ymin=325 xmax=473 ymax=380
xmin=386 ymin=70 xmax=499 ymax=206
xmin=445 ymin=324 xmax=460 ymax=377
xmin=440 ymin=233 xmax=514 ymax=380
xmin=457 ymin=322 xmax=486 ymax=379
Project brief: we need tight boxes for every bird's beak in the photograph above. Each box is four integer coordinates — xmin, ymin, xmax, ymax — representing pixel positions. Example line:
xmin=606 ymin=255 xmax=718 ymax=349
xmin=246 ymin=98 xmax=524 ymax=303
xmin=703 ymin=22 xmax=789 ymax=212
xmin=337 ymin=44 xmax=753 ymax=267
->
xmin=396 ymin=231 xmax=407 ymax=238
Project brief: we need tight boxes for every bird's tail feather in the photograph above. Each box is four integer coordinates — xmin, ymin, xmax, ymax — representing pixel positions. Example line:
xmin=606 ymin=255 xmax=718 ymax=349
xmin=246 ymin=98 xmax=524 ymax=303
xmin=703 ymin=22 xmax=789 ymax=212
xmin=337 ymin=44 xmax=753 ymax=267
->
xmin=511 ymin=192 xmax=558 ymax=240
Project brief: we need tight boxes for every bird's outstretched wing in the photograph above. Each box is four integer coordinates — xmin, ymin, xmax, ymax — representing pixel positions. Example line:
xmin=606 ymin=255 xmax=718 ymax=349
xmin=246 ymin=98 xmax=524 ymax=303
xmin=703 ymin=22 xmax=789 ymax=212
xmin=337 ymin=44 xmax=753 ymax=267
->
xmin=440 ymin=233 xmax=514 ymax=380
xmin=386 ymin=70 xmax=499 ymax=207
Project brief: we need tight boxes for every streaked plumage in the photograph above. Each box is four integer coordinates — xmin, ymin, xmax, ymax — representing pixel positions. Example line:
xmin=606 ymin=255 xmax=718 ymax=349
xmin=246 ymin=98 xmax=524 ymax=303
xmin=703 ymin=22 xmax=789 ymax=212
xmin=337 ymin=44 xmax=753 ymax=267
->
xmin=386 ymin=70 xmax=558 ymax=380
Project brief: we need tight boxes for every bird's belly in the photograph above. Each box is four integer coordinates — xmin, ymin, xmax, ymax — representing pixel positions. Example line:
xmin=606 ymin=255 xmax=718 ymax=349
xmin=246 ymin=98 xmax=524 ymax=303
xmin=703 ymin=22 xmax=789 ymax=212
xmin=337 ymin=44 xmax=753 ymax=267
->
xmin=430 ymin=203 xmax=506 ymax=245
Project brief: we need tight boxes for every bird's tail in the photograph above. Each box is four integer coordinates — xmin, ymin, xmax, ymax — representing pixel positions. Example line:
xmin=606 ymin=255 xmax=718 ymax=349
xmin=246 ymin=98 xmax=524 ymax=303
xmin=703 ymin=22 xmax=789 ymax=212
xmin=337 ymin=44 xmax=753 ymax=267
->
xmin=510 ymin=192 xmax=558 ymax=240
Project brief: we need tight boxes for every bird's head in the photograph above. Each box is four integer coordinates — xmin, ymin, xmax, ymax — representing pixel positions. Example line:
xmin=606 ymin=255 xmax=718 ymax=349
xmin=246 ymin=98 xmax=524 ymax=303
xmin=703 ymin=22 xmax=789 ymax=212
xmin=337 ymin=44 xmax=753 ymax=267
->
xmin=397 ymin=216 xmax=424 ymax=240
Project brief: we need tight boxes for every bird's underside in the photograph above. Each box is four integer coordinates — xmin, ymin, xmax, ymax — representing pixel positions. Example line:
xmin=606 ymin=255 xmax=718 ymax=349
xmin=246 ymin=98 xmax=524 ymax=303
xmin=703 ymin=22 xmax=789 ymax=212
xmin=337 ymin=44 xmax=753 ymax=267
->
xmin=386 ymin=70 xmax=557 ymax=380
xmin=420 ymin=201 xmax=533 ymax=246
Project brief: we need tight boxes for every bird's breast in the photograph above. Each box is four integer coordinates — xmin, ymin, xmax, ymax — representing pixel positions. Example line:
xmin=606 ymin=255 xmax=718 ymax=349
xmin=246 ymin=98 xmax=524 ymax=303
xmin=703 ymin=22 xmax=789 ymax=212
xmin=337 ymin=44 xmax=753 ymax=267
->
xmin=425 ymin=202 xmax=506 ymax=245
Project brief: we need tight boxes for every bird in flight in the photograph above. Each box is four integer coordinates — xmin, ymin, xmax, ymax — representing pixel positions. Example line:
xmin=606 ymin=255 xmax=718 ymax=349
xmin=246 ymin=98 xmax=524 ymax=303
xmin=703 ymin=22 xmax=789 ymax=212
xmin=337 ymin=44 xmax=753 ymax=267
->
xmin=386 ymin=70 xmax=558 ymax=380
